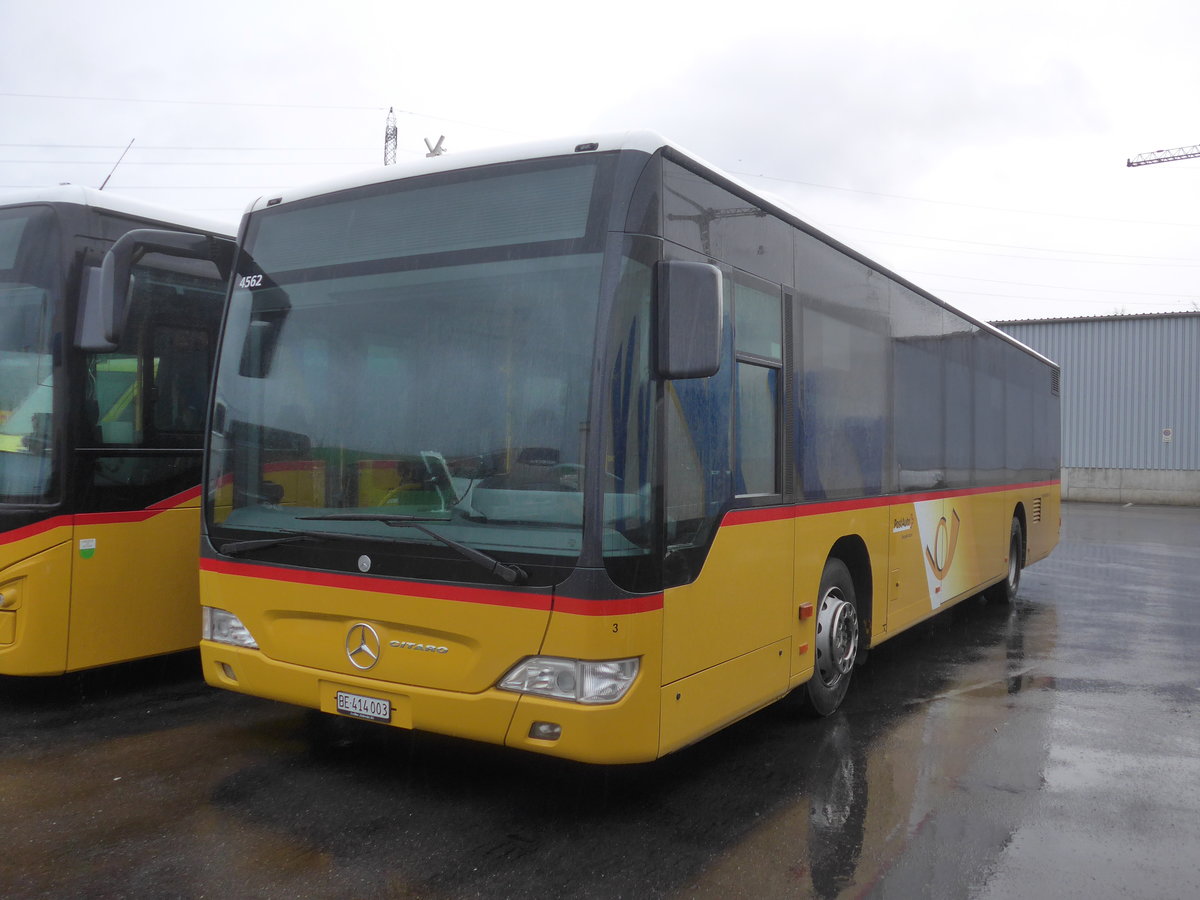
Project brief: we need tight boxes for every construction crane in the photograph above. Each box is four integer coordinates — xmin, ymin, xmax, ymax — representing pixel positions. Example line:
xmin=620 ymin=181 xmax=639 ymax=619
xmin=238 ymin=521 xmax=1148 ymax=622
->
xmin=383 ymin=107 xmax=398 ymax=166
xmin=1127 ymin=144 xmax=1200 ymax=167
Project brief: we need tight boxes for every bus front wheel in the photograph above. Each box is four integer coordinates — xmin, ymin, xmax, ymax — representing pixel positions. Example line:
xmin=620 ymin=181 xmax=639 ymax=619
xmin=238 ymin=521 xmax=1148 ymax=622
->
xmin=802 ymin=558 xmax=860 ymax=716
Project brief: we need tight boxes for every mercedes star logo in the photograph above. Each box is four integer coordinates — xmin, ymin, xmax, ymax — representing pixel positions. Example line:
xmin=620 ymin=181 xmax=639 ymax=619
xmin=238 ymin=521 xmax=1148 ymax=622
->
xmin=346 ymin=622 xmax=382 ymax=670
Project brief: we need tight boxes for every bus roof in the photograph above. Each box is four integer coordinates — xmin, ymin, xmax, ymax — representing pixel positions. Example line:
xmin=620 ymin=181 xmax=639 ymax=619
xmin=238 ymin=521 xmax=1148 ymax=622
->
xmin=242 ymin=130 xmax=1055 ymax=368
xmin=0 ymin=184 xmax=234 ymax=236
xmin=244 ymin=130 xmax=679 ymax=213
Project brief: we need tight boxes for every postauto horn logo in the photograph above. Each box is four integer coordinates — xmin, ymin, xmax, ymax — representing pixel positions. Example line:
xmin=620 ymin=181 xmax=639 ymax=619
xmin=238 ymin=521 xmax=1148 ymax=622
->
xmin=924 ymin=509 xmax=961 ymax=581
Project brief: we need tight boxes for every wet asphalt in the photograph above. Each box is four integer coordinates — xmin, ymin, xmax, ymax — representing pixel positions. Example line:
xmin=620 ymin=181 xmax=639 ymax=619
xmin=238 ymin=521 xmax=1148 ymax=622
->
xmin=1 ymin=501 xmax=1198 ymax=899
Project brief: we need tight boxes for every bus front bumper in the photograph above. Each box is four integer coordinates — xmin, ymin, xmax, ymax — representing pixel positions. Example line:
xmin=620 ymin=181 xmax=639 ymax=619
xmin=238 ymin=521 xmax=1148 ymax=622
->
xmin=201 ymin=641 xmax=662 ymax=764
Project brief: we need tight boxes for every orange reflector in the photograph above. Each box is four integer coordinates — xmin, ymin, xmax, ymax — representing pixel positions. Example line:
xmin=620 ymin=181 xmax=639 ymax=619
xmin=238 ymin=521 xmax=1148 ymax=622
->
xmin=799 ymin=603 xmax=814 ymax=620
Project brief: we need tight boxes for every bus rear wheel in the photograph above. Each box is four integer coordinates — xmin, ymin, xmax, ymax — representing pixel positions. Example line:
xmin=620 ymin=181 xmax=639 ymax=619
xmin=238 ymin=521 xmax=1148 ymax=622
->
xmin=985 ymin=518 xmax=1023 ymax=604
xmin=801 ymin=558 xmax=860 ymax=717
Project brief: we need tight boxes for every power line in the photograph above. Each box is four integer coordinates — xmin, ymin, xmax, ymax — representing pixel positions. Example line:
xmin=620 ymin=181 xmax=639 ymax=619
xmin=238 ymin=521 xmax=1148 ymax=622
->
xmin=838 ymin=231 xmax=1200 ymax=269
xmin=935 ymin=287 xmax=1198 ymax=307
xmin=0 ymin=184 xmax=291 ymax=190
xmin=822 ymin=223 xmax=1200 ymax=265
xmin=0 ymin=142 xmax=383 ymax=151
xmin=0 ymin=91 xmax=525 ymax=134
xmin=1 ymin=159 xmax=374 ymax=166
xmin=909 ymin=269 xmax=1200 ymax=300
xmin=0 ymin=90 xmax=385 ymax=112
xmin=732 ymin=169 xmax=1200 ymax=229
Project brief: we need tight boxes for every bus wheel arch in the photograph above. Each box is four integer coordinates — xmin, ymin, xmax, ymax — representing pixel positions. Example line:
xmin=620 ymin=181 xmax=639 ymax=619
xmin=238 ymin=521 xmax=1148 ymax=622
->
xmin=1013 ymin=504 xmax=1028 ymax=568
xmin=829 ymin=535 xmax=872 ymax=653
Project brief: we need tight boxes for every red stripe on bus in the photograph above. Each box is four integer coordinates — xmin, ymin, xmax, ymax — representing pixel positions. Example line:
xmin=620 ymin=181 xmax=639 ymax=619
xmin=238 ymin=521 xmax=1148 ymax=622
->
xmin=147 ymin=485 xmax=203 ymax=510
xmin=200 ymin=557 xmax=553 ymax=612
xmin=0 ymin=516 xmax=72 ymax=546
xmin=723 ymin=480 xmax=1060 ymax=527
xmin=196 ymin=478 xmax=1057 ymax=614
xmin=552 ymin=594 xmax=665 ymax=616
xmin=199 ymin=557 xmax=666 ymax=617
xmin=1 ymin=488 xmax=204 ymax=544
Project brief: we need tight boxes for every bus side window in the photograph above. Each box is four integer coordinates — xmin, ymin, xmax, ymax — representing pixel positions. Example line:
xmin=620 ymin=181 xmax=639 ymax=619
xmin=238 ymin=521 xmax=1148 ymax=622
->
xmin=732 ymin=275 xmax=782 ymax=497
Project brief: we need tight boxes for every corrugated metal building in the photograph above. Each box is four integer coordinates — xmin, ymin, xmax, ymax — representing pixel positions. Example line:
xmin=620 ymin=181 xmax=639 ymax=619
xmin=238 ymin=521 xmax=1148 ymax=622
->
xmin=993 ymin=312 xmax=1200 ymax=505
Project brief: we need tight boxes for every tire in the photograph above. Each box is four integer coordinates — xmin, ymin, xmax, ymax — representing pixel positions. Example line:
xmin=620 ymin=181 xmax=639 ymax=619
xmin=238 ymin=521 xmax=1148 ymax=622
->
xmin=985 ymin=517 xmax=1023 ymax=604
xmin=801 ymin=558 xmax=860 ymax=716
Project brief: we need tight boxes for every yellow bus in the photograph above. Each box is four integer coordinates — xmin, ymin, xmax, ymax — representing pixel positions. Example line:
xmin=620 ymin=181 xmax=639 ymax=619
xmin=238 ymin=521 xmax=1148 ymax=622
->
xmin=104 ymin=132 xmax=1059 ymax=762
xmin=0 ymin=187 xmax=230 ymax=675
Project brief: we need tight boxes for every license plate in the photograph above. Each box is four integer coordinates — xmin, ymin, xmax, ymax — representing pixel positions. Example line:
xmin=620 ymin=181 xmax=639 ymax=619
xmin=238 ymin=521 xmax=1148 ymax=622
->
xmin=335 ymin=690 xmax=391 ymax=723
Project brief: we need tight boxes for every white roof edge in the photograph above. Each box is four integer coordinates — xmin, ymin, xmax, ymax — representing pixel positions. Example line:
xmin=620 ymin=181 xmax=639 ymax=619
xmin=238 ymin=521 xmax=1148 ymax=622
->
xmin=0 ymin=185 xmax=234 ymax=236
xmin=248 ymin=129 xmax=675 ymax=212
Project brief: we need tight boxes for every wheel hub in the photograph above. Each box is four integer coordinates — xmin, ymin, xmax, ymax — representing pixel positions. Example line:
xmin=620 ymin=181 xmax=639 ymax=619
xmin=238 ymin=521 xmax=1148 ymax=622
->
xmin=815 ymin=588 xmax=859 ymax=686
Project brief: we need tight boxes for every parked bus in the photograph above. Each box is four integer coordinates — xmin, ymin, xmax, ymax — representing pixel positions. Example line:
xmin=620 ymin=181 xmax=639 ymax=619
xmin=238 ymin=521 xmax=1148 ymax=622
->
xmin=102 ymin=132 xmax=1060 ymax=762
xmin=0 ymin=186 xmax=231 ymax=675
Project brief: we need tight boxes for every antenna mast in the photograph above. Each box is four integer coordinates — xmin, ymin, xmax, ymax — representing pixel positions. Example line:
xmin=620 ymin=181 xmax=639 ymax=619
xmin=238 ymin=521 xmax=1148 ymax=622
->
xmin=99 ymin=138 xmax=135 ymax=190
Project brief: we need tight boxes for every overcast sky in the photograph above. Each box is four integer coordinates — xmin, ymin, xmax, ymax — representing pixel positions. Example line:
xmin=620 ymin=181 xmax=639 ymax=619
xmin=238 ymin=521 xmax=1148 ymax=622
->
xmin=3 ymin=0 xmax=1198 ymax=322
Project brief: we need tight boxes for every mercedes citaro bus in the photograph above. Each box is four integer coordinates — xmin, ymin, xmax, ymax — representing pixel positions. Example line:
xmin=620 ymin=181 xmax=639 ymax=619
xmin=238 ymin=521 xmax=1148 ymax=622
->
xmin=1 ymin=186 xmax=231 ymax=675
xmin=100 ymin=132 xmax=1059 ymax=762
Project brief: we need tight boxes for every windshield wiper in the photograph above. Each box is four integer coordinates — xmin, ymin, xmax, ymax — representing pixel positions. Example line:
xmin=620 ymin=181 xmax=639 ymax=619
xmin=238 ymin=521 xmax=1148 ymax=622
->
xmin=218 ymin=527 xmax=382 ymax=557
xmin=298 ymin=513 xmax=528 ymax=585
xmin=218 ymin=531 xmax=318 ymax=557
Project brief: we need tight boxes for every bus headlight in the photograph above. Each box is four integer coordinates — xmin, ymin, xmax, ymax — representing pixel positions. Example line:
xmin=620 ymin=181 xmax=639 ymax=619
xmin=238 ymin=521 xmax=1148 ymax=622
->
xmin=202 ymin=606 xmax=259 ymax=649
xmin=499 ymin=656 xmax=639 ymax=705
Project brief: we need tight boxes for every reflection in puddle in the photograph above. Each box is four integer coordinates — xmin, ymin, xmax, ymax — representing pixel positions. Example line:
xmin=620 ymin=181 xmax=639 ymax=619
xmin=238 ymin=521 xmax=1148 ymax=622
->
xmin=0 ymin=598 xmax=1056 ymax=898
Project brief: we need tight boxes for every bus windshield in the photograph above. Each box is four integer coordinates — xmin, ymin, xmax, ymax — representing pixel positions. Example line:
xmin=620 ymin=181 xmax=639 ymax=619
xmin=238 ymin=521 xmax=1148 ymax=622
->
xmin=0 ymin=206 xmax=59 ymax=504
xmin=207 ymin=157 xmax=612 ymax=580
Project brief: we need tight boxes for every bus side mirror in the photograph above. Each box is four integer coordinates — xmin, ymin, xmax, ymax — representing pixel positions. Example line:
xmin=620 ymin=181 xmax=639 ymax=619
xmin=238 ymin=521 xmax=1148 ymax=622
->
xmin=656 ymin=260 xmax=723 ymax=379
xmin=92 ymin=229 xmax=235 ymax=349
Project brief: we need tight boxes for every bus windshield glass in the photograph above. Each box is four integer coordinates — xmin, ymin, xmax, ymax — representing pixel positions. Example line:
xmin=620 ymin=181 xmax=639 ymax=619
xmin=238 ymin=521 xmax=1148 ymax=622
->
xmin=207 ymin=156 xmax=611 ymax=579
xmin=0 ymin=206 xmax=60 ymax=504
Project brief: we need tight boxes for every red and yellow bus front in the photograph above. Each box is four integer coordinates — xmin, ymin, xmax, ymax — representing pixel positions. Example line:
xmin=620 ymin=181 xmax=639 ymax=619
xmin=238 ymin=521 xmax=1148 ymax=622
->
xmin=199 ymin=550 xmax=667 ymax=764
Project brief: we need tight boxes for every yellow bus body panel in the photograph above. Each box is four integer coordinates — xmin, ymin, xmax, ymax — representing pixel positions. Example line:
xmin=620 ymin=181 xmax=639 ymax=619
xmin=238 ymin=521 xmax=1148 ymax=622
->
xmin=663 ymin=516 xmax=794 ymax=685
xmin=66 ymin=502 xmax=202 ymax=671
xmin=0 ymin=526 xmax=74 ymax=675
xmin=0 ymin=491 xmax=204 ymax=676
xmin=659 ymin=638 xmax=792 ymax=757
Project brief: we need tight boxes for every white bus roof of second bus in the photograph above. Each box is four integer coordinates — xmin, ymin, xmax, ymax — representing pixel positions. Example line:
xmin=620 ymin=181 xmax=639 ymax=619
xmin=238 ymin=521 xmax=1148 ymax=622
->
xmin=0 ymin=184 xmax=234 ymax=236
